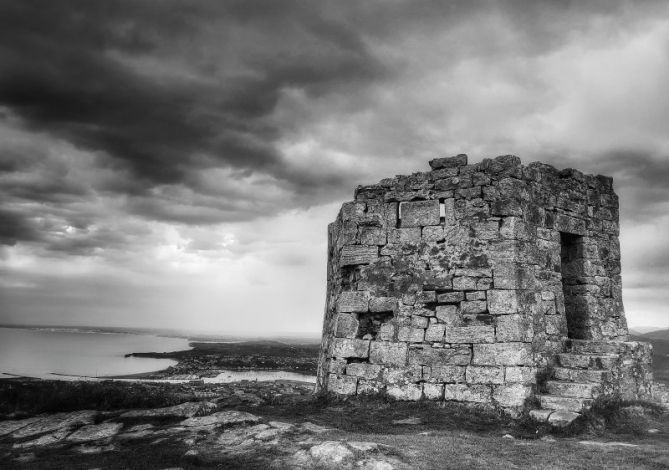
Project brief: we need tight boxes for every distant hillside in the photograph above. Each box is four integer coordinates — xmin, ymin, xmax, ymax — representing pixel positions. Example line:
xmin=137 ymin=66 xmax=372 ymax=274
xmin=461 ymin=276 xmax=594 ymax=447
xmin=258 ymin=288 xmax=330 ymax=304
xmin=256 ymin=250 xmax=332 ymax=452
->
xmin=636 ymin=328 xmax=669 ymax=341
xmin=630 ymin=326 xmax=665 ymax=336
xmin=631 ymin=332 xmax=669 ymax=385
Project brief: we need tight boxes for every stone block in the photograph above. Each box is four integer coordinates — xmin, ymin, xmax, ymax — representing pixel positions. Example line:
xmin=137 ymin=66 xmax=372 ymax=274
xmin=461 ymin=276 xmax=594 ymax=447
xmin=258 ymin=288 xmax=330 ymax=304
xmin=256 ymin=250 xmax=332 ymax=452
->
xmin=466 ymin=291 xmax=486 ymax=301
xmin=493 ymin=384 xmax=532 ymax=407
xmin=408 ymin=346 xmax=471 ymax=366
xmin=548 ymin=410 xmax=581 ymax=427
xmin=472 ymin=343 xmax=533 ymax=366
xmin=428 ymin=365 xmax=467 ymax=383
xmin=542 ymin=299 xmax=557 ymax=316
xmin=529 ymin=409 xmax=553 ymax=422
xmin=346 ymin=363 xmax=382 ymax=380
xmin=487 ymin=290 xmax=520 ymax=314
xmin=328 ymin=358 xmax=346 ymax=374
xmin=331 ymin=339 xmax=370 ymax=359
xmin=454 ymin=268 xmax=493 ymax=277
xmin=369 ymin=297 xmax=397 ymax=312
xmin=422 ymin=271 xmax=453 ymax=291
xmin=500 ymin=217 xmax=531 ymax=240
xmin=387 ymin=384 xmax=422 ymax=401
xmin=453 ymin=276 xmax=477 ymax=290
xmin=459 ymin=186 xmax=482 ymax=199
xmin=504 ymin=366 xmax=537 ymax=383
xmin=437 ymin=176 xmax=470 ymax=191
xmin=340 ymin=245 xmax=378 ymax=266
xmin=377 ymin=323 xmax=396 ymax=341
xmin=425 ymin=323 xmax=446 ymax=342
xmin=328 ymin=374 xmax=358 ymax=395
xmin=461 ymin=300 xmax=487 ymax=315
xmin=436 ymin=305 xmax=459 ymax=324
xmin=384 ymin=202 xmax=399 ymax=227
xmin=491 ymin=198 xmax=523 ymax=216
xmin=444 ymin=326 xmax=494 ymax=344
xmin=472 ymin=221 xmax=499 ymax=240
xmin=341 ymin=202 xmax=366 ymax=221
xmin=388 ymin=227 xmax=422 ymax=244
xmin=416 ymin=291 xmax=437 ymax=303
xmin=359 ymin=226 xmax=386 ymax=245
xmin=443 ymin=384 xmax=491 ymax=403
xmin=495 ymin=314 xmax=533 ymax=342
xmin=423 ymin=383 xmax=445 ymax=400
xmin=336 ymin=291 xmax=369 ymax=313
xmin=335 ymin=313 xmax=359 ymax=338
xmin=355 ymin=184 xmax=385 ymax=201
xmin=397 ymin=327 xmax=425 ymax=343
xmin=486 ymin=154 xmax=522 ymax=173
xmin=437 ymin=292 xmax=464 ymax=303
xmin=423 ymin=225 xmax=445 ymax=243
xmin=400 ymin=200 xmax=440 ymax=228
xmin=492 ymin=263 xmax=536 ymax=289
xmin=541 ymin=290 xmax=556 ymax=301
xmin=466 ymin=366 xmax=504 ymax=384
xmin=336 ymin=221 xmax=358 ymax=247
xmin=430 ymin=167 xmax=459 ymax=179
xmin=545 ymin=315 xmax=566 ymax=336
xmin=554 ymin=214 xmax=586 ymax=236
xmin=369 ymin=342 xmax=408 ymax=366
xmin=382 ymin=365 xmax=422 ymax=384
xmin=429 ymin=154 xmax=468 ymax=170
xmin=411 ymin=316 xmax=429 ymax=328
xmin=357 ymin=379 xmax=383 ymax=395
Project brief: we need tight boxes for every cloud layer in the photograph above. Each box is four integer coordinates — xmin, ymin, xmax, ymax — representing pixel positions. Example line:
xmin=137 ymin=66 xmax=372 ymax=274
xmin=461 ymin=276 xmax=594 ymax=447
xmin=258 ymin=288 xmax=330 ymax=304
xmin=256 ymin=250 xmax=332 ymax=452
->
xmin=1 ymin=0 xmax=669 ymax=332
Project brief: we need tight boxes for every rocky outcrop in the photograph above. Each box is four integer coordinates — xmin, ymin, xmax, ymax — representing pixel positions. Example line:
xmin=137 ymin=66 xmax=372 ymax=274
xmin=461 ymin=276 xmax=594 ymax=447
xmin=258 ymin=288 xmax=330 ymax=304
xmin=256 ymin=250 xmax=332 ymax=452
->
xmin=0 ymin=404 xmax=407 ymax=469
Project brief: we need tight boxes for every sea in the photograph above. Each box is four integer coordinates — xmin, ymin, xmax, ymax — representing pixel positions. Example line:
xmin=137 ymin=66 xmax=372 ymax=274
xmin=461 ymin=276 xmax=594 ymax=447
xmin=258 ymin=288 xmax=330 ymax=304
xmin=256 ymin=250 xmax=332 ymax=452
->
xmin=0 ymin=326 xmax=191 ymax=380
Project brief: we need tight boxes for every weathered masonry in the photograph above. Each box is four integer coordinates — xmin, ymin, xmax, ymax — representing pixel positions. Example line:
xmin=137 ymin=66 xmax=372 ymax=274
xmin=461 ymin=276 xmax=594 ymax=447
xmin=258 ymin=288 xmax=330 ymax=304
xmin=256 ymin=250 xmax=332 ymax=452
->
xmin=317 ymin=154 xmax=656 ymax=421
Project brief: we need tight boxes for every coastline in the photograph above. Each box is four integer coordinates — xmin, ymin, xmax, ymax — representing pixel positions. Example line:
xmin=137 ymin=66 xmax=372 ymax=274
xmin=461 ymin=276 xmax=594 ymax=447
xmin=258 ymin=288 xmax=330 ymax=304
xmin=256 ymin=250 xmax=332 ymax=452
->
xmin=123 ymin=340 xmax=319 ymax=379
xmin=1 ymin=339 xmax=319 ymax=383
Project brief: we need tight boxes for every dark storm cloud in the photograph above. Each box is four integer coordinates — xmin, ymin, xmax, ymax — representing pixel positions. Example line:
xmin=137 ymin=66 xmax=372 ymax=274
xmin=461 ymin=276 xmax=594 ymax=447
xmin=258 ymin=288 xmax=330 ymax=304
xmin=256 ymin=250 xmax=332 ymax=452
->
xmin=0 ymin=208 xmax=42 ymax=245
xmin=0 ymin=0 xmax=386 ymax=189
xmin=1 ymin=0 xmax=669 ymax=252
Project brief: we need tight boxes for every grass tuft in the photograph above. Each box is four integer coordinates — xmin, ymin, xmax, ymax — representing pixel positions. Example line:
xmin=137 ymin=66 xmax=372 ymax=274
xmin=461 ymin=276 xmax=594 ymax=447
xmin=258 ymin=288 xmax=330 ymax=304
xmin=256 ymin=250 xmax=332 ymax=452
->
xmin=578 ymin=395 xmax=665 ymax=436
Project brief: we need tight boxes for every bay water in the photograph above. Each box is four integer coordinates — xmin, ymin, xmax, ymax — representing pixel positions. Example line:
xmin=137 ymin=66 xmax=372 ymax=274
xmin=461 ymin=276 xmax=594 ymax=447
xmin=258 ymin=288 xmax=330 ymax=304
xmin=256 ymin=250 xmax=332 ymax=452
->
xmin=0 ymin=327 xmax=191 ymax=380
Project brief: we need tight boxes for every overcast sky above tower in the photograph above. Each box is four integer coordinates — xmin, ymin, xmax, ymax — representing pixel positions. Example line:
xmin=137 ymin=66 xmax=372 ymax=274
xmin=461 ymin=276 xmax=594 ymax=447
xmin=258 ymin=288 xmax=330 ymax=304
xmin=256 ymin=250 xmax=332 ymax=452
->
xmin=1 ymin=0 xmax=669 ymax=335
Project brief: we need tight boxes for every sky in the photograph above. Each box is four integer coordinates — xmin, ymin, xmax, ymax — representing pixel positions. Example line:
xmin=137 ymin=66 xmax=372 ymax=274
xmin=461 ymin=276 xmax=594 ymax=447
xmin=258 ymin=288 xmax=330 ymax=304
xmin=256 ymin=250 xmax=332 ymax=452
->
xmin=1 ymin=0 xmax=669 ymax=336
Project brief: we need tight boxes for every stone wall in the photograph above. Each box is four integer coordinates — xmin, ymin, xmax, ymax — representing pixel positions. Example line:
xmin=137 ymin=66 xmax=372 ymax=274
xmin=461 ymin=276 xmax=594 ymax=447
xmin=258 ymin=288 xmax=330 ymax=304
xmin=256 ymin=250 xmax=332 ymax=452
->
xmin=316 ymin=154 xmax=640 ymax=410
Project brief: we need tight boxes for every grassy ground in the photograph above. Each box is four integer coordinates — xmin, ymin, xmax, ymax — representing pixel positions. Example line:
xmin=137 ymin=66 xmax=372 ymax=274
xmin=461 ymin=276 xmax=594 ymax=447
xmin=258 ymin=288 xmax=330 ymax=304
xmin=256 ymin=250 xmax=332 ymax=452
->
xmin=1 ymin=381 xmax=668 ymax=469
xmin=4 ymin=394 xmax=668 ymax=469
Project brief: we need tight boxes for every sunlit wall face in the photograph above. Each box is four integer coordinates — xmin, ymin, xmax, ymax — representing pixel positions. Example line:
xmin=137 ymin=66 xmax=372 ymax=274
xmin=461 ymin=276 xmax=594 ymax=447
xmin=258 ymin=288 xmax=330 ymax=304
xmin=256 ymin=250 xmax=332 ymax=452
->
xmin=1 ymin=0 xmax=669 ymax=334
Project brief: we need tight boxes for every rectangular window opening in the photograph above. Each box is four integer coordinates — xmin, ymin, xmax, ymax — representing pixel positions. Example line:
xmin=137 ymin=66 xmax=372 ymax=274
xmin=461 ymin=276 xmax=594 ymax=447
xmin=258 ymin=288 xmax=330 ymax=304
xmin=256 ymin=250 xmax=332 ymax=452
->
xmin=356 ymin=311 xmax=393 ymax=340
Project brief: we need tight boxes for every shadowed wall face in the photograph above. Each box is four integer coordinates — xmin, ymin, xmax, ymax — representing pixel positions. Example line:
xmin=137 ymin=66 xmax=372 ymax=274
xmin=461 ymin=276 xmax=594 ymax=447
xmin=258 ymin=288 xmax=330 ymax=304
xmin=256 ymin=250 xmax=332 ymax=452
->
xmin=317 ymin=154 xmax=635 ymax=408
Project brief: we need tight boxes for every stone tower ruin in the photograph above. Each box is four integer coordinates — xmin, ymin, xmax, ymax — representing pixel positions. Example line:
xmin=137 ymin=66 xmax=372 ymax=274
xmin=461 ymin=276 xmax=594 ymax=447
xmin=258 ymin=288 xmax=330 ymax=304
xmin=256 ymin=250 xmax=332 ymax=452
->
xmin=317 ymin=154 xmax=655 ymax=421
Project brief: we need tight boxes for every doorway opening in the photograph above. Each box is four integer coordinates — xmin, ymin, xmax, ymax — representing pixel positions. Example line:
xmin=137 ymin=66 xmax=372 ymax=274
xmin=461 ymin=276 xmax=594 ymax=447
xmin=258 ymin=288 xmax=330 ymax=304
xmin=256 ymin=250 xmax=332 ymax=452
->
xmin=560 ymin=232 xmax=588 ymax=339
